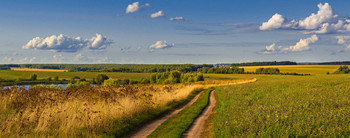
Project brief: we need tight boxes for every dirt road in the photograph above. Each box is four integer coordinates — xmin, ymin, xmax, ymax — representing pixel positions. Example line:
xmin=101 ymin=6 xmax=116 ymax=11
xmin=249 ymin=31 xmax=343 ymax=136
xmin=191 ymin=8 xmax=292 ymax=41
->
xmin=182 ymin=90 xmax=216 ymax=138
xmin=130 ymin=91 xmax=203 ymax=138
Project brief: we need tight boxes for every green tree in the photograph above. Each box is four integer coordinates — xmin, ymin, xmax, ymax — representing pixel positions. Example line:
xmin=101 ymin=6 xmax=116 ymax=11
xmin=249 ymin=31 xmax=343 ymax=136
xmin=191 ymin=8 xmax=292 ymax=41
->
xmin=95 ymin=74 xmax=109 ymax=84
xmin=30 ymin=74 xmax=37 ymax=81
xmin=196 ymin=73 xmax=204 ymax=81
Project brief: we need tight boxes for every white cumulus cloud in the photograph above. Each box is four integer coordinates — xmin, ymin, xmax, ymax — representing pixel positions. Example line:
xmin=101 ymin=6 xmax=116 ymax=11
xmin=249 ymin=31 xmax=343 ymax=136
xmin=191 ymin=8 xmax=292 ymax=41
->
xmin=260 ymin=13 xmax=285 ymax=31
xmin=126 ymin=2 xmax=151 ymax=14
xmin=149 ymin=40 xmax=174 ymax=49
xmin=260 ymin=3 xmax=350 ymax=34
xmin=150 ymin=10 xmax=165 ymax=18
xmin=23 ymin=34 xmax=112 ymax=52
xmin=282 ymin=35 xmax=319 ymax=52
xmin=169 ymin=16 xmax=185 ymax=21
xmin=263 ymin=35 xmax=319 ymax=54
xmin=298 ymin=3 xmax=334 ymax=29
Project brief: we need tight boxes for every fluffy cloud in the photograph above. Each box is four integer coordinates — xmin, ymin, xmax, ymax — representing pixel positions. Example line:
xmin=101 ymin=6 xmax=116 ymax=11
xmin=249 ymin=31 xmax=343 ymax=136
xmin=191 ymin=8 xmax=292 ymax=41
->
xmin=336 ymin=36 xmax=350 ymax=49
xmin=298 ymin=3 xmax=334 ymax=30
xmin=283 ymin=35 xmax=318 ymax=52
xmin=126 ymin=2 xmax=151 ymax=14
xmin=88 ymin=34 xmax=111 ymax=50
xmin=23 ymin=34 xmax=112 ymax=52
xmin=263 ymin=35 xmax=318 ymax=54
xmin=149 ymin=40 xmax=174 ymax=49
xmin=260 ymin=3 xmax=350 ymax=34
xmin=259 ymin=13 xmax=285 ymax=31
xmin=150 ymin=10 xmax=165 ymax=18
xmin=169 ymin=16 xmax=185 ymax=21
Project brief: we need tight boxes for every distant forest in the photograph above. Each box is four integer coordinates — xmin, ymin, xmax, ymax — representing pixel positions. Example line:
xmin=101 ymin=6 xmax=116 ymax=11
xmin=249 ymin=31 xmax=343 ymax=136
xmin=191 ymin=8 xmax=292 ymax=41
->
xmin=230 ymin=61 xmax=297 ymax=66
xmin=310 ymin=61 xmax=350 ymax=65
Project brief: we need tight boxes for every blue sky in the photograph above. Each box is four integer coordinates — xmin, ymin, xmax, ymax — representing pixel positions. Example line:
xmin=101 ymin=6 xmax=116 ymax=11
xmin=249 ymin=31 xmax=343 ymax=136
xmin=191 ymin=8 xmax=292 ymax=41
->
xmin=1 ymin=0 xmax=350 ymax=64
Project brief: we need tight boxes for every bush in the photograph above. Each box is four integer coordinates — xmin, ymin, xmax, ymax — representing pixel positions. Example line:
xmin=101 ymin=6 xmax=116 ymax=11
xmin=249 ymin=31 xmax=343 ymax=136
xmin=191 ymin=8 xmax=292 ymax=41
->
xmin=30 ymin=74 xmax=37 ymax=81
xmin=95 ymin=74 xmax=109 ymax=84
xmin=54 ymin=76 xmax=59 ymax=81
xmin=334 ymin=66 xmax=350 ymax=74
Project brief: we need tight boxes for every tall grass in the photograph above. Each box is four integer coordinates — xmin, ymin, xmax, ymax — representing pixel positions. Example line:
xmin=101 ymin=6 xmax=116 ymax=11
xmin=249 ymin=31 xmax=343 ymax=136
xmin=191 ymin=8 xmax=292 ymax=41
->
xmin=212 ymin=75 xmax=350 ymax=137
xmin=0 ymin=78 xmax=254 ymax=137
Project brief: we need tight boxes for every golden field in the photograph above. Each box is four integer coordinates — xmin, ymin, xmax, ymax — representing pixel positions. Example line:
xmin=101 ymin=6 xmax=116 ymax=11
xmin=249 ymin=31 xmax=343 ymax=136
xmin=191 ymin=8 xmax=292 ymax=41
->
xmin=0 ymin=77 xmax=255 ymax=137
xmin=10 ymin=68 xmax=69 ymax=72
xmin=241 ymin=65 xmax=340 ymax=75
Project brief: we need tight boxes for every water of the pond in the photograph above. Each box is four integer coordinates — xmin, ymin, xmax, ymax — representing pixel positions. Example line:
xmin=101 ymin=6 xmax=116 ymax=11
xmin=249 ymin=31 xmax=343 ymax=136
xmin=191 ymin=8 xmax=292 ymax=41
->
xmin=2 ymin=84 xmax=98 ymax=90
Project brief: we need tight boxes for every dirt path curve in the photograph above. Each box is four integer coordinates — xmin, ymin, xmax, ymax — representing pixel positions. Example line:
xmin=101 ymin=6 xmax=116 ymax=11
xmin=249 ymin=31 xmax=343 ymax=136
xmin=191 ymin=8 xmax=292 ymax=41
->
xmin=183 ymin=90 xmax=216 ymax=138
xmin=130 ymin=91 xmax=203 ymax=138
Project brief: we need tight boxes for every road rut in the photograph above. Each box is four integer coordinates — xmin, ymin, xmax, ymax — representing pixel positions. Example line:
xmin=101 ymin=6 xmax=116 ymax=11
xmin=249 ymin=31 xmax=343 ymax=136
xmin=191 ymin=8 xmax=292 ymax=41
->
xmin=183 ymin=90 xmax=216 ymax=138
xmin=130 ymin=91 xmax=203 ymax=138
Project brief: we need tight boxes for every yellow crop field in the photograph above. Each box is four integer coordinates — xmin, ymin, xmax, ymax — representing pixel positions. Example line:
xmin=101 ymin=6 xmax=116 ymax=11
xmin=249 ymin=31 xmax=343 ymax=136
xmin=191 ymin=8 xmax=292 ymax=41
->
xmin=241 ymin=65 xmax=340 ymax=75
xmin=11 ymin=68 xmax=69 ymax=72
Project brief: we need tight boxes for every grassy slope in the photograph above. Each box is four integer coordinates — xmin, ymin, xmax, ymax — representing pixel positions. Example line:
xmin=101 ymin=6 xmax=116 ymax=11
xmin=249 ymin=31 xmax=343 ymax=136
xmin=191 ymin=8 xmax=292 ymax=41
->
xmin=148 ymin=88 xmax=214 ymax=138
xmin=0 ymin=70 xmax=150 ymax=80
xmin=212 ymin=74 xmax=350 ymax=137
xmin=242 ymin=65 xmax=339 ymax=75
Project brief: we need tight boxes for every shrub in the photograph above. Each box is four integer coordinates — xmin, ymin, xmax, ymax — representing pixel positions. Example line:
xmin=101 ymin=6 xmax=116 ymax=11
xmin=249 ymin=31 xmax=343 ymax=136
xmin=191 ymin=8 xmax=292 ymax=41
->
xmin=30 ymin=74 xmax=37 ymax=81
xmin=95 ymin=74 xmax=109 ymax=84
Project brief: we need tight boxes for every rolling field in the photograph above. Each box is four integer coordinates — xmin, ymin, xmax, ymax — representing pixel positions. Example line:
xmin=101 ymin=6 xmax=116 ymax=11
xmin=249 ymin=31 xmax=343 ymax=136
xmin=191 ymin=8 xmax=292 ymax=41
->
xmin=211 ymin=74 xmax=350 ymax=137
xmin=242 ymin=65 xmax=340 ymax=75
xmin=0 ymin=70 xmax=151 ymax=80
xmin=10 ymin=68 xmax=69 ymax=72
xmin=1 ymin=65 xmax=350 ymax=137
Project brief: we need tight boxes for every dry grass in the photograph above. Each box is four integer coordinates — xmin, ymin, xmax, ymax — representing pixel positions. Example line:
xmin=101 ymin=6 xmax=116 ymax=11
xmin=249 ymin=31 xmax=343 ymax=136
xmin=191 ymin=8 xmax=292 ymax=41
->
xmin=0 ymin=78 xmax=255 ymax=137
xmin=10 ymin=68 xmax=69 ymax=72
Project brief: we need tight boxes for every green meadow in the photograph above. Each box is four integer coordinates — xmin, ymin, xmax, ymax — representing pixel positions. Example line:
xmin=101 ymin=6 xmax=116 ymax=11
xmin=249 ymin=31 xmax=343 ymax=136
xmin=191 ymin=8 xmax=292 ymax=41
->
xmin=211 ymin=74 xmax=350 ymax=137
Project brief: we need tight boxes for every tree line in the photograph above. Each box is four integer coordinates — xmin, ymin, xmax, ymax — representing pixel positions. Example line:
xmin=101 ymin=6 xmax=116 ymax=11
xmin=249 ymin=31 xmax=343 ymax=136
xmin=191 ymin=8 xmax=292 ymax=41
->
xmin=197 ymin=67 xmax=244 ymax=74
xmin=230 ymin=61 xmax=297 ymax=66
xmin=102 ymin=71 xmax=204 ymax=86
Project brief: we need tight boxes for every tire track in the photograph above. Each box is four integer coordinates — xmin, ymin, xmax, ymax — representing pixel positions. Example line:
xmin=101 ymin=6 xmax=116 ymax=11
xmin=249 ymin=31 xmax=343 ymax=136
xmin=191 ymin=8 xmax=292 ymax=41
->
xmin=182 ymin=90 xmax=216 ymax=138
xmin=130 ymin=91 xmax=203 ymax=138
